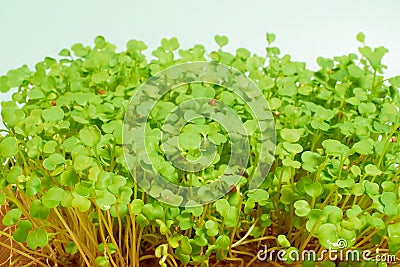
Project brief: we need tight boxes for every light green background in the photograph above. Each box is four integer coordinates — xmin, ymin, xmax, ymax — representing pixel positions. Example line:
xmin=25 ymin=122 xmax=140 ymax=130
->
xmin=0 ymin=0 xmax=399 ymax=127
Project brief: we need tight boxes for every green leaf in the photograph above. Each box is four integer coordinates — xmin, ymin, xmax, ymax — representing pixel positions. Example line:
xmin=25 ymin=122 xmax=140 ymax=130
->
xmin=0 ymin=76 xmax=10 ymax=92
xmin=59 ymin=48 xmax=71 ymax=57
xmin=236 ymin=47 xmax=251 ymax=59
xmin=161 ymin=189 xmax=183 ymax=206
xmin=2 ymin=209 xmax=22 ymax=226
xmin=179 ymin=132 xmax=201 ymax=149
xmin=42 ymin=187 xmax=66 ymax=209
xmin=194 ymin=232 xmax=208 ymax=247
xmin=280 ymin=78 xmax=297 ymax=96
xmin=364 ymin=181 xmax=379 ymax=195
xmin=71 ymin=195 xmax=91 ymax=212
xmin=346 ymin=205 xmax=362 ymax=218
xmin=161 ymin=37 xmax=180 ymax=51
xmin=277 ymin=235 xmax=291 ymax=248
xmin=323 ymin=206 xmax=343 ymax=224
xmin=351 ymin=139 xmax=374 ymax=155
xmin=301 ymin=151 xmax=324 ymax=173
xmin=247 ymin=189 xmax=269 ymax=202
xmin=388 ymin=76 xmax=400 ymax=88
xmin=26 ymin=176 xmax=41 ymax=196
xmin=74 ymin=155 xmax=93 ymax=171
xmin=243 ymin=120 xmax=258 ymax=136
xmin=215 ymin=35 xmax=229 ymax=47
xmin=317 ymin=57 xmax=334 ymax=69
xmin=192 ymin=84 xmax=215 ymax=98
xmin=95 ymin=256 xmax=109 ymax=267
xmin=365 ymin=164 xmax=382 ymax=176
xmin=356 ymin=32 xmax=365 ymax=43
xmin=6 ymin=166 xmax=22 ymax=184
xmin=350 ymin=165 xmax=361 ymax=177
xmin=220 ymin=91 xmax=235 ymax=106
xmin=358 ymin=46 xmax=388 ymax=70
xmin=130 ymin=199 xmax=144 ymax=215
xmin=205 ymin=220 xmax=219 ymax=236
xmin=27 ymin=89 xmax=45 ymax=99
xmin=91 ymin=71 xmax=109 ymax=83
xmin=348 ymin=64 xmax=364 ymax=78
xmin=0 ymin=137 xmax=18 ymax=158
xmin=335 ymin=178 xmax=355 ymax=189
xmin=168 ymin=234 xmax=183 ymax=248
xmin=305 ymin=182 xmax=323 ymax=198
xmin=79 ymin=126 xmax=101 ymax=147
xmin=215 ymin=235 xmax=230 ymax=250
xmin=7 ymin=67 xmax=30 ymax=88
xmin=280 ymin=128 xmax=302 ymax=143
xmin=43 ymin=141 xmax=57 ymax=154
xmin=30 ymin=200 xmax=50 ymax=219
xmin=215 ymin=199 xmax=230 ymax=217
xmin=322 ymin=139 xmax=350 ymax=156
xmin=283 ymin=142 xmax=303 ymax=154
xmin=294 ymin=200 xmax=311 ymax=217
xmin=42 ymin=106 xmax=64 ymax=122
xmin=98 ymin=243 xmax=117 ymax=255
xmin=176 ymin=214 xmax=193 ymax=230
xmin=95 ymin=190 xmax=117 ymax=210
xmin=27 ymin=229 xmax=48 ymax=249
xmin=317 ymin=223 xmax=338 ymax=249
xmin=358 ymin=102 xmax=376 ymax=115
xmin=71 ymin=43 xmax=89 ymax=57
xmin=266 ymin=33 xmax=276 ymax=44
xmin=381 ymin=192 xmax=397 ymax=205
xmin=282 ymin=157 xmax=301 ymax=169
xmin=208 ymin=133 xmax=227 ymax=145
xmin=382 ymin=181 xmax=396 ymax=192
xmin=351 ymin=183 xmax=365 ymax=196
xmin=61 ymin=169 xmax=79 ymax=187
xmin=43 ymin=153 xmax=65 ymax=171
xmin=388 ymin=222 xmax=400 ymax=244
xmin=94 ymin=36 xmax=106 ymax=48
xmin=126 ymin=39 xmax=147 ymax=52
xmin=185 ymin=200 xmax=203 ymax=217
xmin=142 ymin=203 xmax=164 ymax=220
xmin=13 ymin=220 xmax=33 ymax=242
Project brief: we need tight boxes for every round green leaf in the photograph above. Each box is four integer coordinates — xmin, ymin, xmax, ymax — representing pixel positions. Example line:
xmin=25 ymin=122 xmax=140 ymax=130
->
xmin=95 ymin=190 xmax=117 ymax=210
xmin=280 ymin=128 xmax=302 ymax=143
xmin=42 ymin=187 xmax=65 ymax=209
xmin=42 ymin=106 xmax=64 ymax=122
xmin=27 ymin=229 xmax=48 ymax=249
xmin=247 ymin=189 xmax=269 ymax=202
xmin=215 ymin=35 xmax=229 ymax=47
xmin=30 ymin=200 xmax=50 ymax=220
xmin=294 ymin=200 xmax=311 ymax=217
xmin=2 ymin=209 xmax=22 ymax=226
xmin=0 ymin=137 xmax=18 ymax=158
xmin=79 ymin=126 xmax=101 ymax=147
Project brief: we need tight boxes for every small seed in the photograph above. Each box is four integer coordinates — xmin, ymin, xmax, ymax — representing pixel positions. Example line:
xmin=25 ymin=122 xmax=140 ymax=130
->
xmin=98 ymin=90 xmax=105 ymax=95
xmin=209 ymin=99 xmax=217 ymax=106
xmin=51 ymin=100 xmax=56 ymax=106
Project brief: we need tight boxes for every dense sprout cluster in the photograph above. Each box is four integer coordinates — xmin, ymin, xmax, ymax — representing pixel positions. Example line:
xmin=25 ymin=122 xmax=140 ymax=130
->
xmin=0 ymin=34 xmax=399 ymax=266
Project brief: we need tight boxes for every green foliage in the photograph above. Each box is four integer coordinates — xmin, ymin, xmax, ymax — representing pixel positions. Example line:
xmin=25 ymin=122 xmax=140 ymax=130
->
xmin=0 ymin=32 xmax=399 ymax=266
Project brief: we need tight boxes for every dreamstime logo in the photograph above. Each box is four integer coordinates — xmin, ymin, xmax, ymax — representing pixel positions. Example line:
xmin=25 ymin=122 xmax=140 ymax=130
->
xmin=327 ymin=238 xmax=348 ymax=249
xmin=257 ymin=239 xmax=397 ymax=264
xmin=122 ymin=62 xmax=276 ymax=207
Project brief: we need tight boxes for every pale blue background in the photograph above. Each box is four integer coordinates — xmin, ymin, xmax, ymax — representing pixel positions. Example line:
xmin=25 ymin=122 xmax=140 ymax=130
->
xmin=0 ymin=0 xmax=399 ymax=127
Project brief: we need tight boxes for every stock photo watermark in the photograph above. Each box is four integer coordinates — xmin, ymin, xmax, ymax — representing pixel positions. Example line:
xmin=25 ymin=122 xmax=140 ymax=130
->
xmin=123 ymin=62 xmax=276 ymax=207
xmin=257 ymin=239 xmax=397 ymax=264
